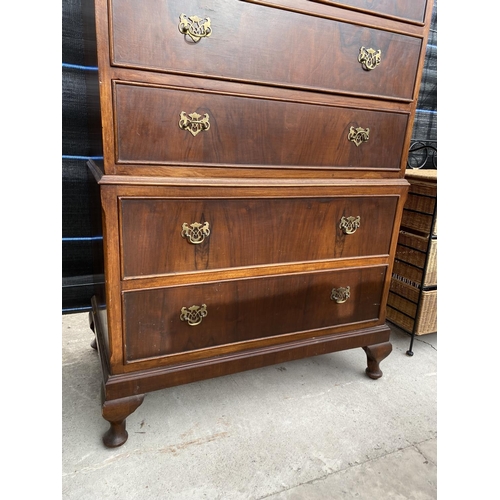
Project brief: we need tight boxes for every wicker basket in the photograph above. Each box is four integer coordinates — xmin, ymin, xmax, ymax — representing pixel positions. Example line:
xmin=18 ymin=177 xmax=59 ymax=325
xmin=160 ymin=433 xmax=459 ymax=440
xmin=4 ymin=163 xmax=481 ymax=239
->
xmin=401 ymin=210 xmax=436 ymax=236
xmin=403 ymin=169 xmax=437 ymax=237
xmin=388 ymin=169 xmax=437 ymax=336
xmin=395 ymin=233 xmax=437 ymax=287
xmin=387 ymin=279 xmax=437 ymax=335
xmin=405 ymin=169 xmax=437 ymax=183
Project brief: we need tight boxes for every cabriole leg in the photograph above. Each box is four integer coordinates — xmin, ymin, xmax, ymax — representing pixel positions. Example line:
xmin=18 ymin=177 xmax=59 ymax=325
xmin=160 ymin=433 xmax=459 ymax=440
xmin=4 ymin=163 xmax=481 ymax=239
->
xmin=362 ymin=342 xmax=392 ymax=380
xmin=88 ymin=311 xmax=97 ymax=350
xmin=102 ymin=394 xmax=145 ymax=448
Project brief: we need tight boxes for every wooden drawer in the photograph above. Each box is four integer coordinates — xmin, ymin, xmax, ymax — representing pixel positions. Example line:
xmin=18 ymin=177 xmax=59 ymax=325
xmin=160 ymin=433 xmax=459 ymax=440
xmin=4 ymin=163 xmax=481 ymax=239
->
xmin=114 ymin=82 xmax=409 ymax=171
xmin=123 ymin=265 xmax=387 ymax=361
xmin=306 ymin=0 xmax=428 ymax=23
xmin=120 ymin=196 xmax=399 ymax=278
xmin=109 ymin=0 xmax=422 ymax=101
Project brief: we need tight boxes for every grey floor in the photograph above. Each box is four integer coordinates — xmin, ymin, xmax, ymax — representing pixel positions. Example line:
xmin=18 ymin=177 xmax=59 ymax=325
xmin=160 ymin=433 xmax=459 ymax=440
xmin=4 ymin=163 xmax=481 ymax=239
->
xmin=62 ymin=312 xmax=437 ymax=499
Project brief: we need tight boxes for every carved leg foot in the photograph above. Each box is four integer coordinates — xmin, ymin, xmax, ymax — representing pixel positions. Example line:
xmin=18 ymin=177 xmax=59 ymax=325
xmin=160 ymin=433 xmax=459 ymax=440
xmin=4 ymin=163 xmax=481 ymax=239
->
xmin=102 ymin=394 xmax=145 ymax=448
xmin=88 ymin=311 xmax=98 ymax=350
xmin=362 ymin=342 xmax=392 ymax=380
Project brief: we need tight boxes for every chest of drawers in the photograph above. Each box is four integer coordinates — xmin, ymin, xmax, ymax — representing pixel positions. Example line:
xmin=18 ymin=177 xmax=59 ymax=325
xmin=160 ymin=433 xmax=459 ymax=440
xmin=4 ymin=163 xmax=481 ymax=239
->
xmin=85 ymin=0 xmax=434 ymax=447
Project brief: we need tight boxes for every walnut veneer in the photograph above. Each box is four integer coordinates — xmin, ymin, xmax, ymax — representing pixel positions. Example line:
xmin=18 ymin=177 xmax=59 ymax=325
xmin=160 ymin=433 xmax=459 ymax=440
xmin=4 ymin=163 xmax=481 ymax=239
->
xmin=85 ymin=0 xmax=434 ymax=447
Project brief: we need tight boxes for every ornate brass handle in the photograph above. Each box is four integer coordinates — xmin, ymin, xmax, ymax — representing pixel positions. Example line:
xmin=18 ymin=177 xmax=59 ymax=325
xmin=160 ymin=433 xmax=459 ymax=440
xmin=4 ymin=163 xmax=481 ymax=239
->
xmin=331 ymin=286 xmax=350 ymax=304
xmin=340 ymin=216 xmax=361 ymax=235
xmin=181 ymin=222 xmax=210 ymax=244
xmin=358 ymin=47 xmax=381 ymax=71
xmin=180 ymin=304 xmax=208 ymax=326
xmin=348 ymin=126 xmax=370 ymax=147
xmin=179 ymin=111 xmax=210 ymax=137
xmin=178 ymin=14 xmax=212 ymax=43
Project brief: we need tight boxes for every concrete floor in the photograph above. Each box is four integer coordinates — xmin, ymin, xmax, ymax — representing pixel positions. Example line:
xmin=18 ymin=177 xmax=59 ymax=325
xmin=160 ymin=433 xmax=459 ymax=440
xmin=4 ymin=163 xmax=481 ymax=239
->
xmin=62 ymin=312 xmax=437 ymax=499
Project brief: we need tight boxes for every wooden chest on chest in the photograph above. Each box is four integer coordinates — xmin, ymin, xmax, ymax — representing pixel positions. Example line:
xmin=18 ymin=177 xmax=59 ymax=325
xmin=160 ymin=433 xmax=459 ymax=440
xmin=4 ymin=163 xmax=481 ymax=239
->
xmin=84 ymin=0 xmax=434 ymax=447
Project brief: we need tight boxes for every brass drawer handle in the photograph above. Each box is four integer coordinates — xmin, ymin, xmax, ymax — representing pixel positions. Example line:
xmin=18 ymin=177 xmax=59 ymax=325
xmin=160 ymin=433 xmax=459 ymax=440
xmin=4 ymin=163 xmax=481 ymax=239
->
xmin=180 ymin=304 xmax=208 ymax=326
xmin=179 ymin=111 xmax=210 ymax=136
xmin=178 ymin=14 xmax=212 ymax=43
xmin=331 ymin=286 xmax=350 ymax=304
xmin=358 ymin=47 xmax=381 ymax=71
xmin=348 ymin=126 xmax=370 ymax=147
xmin=340 ymin=216 xmax=361 ymax=235
xmin=181 ymin=222 xmax=210 ymax=244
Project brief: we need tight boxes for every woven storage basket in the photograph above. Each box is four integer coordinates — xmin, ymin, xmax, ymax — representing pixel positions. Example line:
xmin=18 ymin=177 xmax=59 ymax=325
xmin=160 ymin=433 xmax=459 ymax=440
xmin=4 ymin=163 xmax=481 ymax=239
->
xmin=401 ymin=210 xmax=436 ymax=236
xmin=395 ymin=232 xmax=437 ymax=287
xmin=389 ymin=169 xmax=437 ymax=336
xmin=404 ymin=169 xmax=437 ymax=236
xmin=404 ymin=191 xmax=436 ymax=214
xmin=387 ymin=279 xmax=437 ymax=335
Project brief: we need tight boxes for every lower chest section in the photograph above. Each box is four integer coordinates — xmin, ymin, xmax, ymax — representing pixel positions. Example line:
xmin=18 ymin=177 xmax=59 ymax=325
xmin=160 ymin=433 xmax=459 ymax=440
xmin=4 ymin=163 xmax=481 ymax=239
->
xmin=103 ymin=181 xmax=407 ymax=370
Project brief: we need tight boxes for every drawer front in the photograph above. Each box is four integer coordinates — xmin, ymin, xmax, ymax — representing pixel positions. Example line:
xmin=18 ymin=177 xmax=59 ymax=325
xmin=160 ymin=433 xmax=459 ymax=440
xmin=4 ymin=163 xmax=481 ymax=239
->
xmin=123 ymin=266 xmax=387 ymax=361
xmin=114 ymin=82 xmax=408 ymax=171
xmin=306 ymin=0 xmax=428 ymax=23
xmin=120 ymin=196 xmax=398 ymax=278
xmin=109 ymin=0 xmax=422 ymax=100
